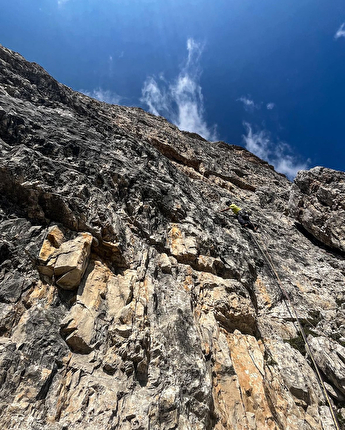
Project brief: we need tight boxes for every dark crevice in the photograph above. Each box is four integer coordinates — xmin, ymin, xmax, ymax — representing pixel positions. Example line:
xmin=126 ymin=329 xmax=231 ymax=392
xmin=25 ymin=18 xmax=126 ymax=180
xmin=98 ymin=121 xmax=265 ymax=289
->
xmin=294 ymin=223 xmax=345 ymax=259
xmin=149 ymin=137 xmax=201 ymax=171
xmin=36 ymin=360 xmax=59 ymax=400
xmin=203 ymin=169 xmax=256 ymax=192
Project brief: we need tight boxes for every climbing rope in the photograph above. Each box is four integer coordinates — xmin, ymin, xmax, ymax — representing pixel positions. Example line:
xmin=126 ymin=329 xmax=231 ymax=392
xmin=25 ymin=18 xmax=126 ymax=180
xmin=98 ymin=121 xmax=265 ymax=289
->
xmin=249 ymin=231 xmax=341 ymax=430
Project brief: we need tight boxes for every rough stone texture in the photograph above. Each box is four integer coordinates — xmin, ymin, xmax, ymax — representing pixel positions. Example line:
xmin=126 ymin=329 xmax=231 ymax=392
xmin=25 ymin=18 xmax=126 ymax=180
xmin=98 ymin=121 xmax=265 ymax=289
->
xmin=289 ymin=166 xmax=345 ymax=252
xmin=39 ymin=230 xmax=93 ymax=289
xmin=308 ymin=336 xmax=345 ymax=396
xmin=0 ymin=44 xmax=345 ymax=429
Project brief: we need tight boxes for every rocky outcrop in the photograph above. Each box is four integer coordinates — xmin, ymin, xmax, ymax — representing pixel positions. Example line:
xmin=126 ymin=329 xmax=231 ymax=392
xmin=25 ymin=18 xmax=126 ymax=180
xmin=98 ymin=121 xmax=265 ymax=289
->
xmin=0 ymin=44 xmax=345 ymax=429
xmin=308 ymin=336 xmax=345 ymax=398
xmin=38 ymin=227 xmax=93 ymax=289
xmin=290 ymin=167 xmax=345 ymax=252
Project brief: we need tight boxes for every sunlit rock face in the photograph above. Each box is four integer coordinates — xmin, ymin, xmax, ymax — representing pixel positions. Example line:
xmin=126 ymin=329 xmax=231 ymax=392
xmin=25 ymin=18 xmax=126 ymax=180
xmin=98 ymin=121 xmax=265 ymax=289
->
xmin=289 ymin=166 xmax=345 ymax=253
xmin=0 ymin=44 xmax=344 ymax=430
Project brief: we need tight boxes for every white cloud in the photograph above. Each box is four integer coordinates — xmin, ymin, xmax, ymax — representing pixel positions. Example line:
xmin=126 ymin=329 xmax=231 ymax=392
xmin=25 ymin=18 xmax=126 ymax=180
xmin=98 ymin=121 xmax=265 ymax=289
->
xmin=57 ymin=0 xmax=69 ymax=5
xmin=242 ymin=122 xmax=308 ymax=179
xmin=242 ymin=123 xmax=271 ymax=160
xmin=141 ymin=77 xmax=169 ymax=116
xmin=237 ymin=96 xmax=259 ymax=112
xmin=273 ymin=156 xmax=308 ymax=179
xmin=79 ymin=88 xmax=122 ymax=105
xmin=186 ymin=38 xmax=203 ymax=66
xmin=266 ymin=102 xmax=275 ymax=110
xmin=140 ymin=38 xmax=217 ymax=141
xmin=335 ymin=22 xmax=345 ymax=39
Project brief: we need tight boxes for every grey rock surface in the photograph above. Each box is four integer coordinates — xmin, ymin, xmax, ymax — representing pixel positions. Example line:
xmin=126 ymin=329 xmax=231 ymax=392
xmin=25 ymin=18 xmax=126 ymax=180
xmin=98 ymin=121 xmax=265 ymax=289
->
xmin=289 ymin=166 xmax=345 ymax=252
xmin=308 ymin=336 xmax=345 ymax=396
xmin=0 ymin=44 xmax=345 ymax=429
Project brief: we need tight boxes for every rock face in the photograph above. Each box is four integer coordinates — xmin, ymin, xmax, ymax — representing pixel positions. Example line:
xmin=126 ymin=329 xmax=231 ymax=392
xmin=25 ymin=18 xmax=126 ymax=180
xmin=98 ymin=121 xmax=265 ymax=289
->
xmin=0 ymin=44 xmax=345 ymax=430
xmin=290 ymin=167 xmax=345 ymax=252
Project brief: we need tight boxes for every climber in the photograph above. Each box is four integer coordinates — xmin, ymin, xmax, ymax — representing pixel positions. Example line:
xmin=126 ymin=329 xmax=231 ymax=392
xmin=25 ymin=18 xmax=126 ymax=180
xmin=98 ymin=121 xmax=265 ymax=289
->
xmin=220 ymin=200 xmax=257 ymax=231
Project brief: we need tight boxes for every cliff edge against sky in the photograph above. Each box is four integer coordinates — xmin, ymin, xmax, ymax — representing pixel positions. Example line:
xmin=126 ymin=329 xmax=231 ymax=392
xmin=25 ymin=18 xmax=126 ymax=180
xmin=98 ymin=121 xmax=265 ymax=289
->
xmin=0 ymin=44 xmax=344 ymax=430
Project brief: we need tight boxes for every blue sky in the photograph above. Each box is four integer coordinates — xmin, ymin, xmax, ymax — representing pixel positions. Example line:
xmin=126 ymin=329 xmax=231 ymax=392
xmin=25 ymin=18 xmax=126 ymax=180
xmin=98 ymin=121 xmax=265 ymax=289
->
xmin=1 ymin=0 xmax=345 ymax=178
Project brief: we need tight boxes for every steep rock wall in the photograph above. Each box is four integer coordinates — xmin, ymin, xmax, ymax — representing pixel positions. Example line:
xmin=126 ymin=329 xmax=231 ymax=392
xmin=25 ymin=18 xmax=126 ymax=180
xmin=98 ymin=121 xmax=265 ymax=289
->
xmin=289 ymin=167 xmax=345 ymax=253
xmin=0 ymin=44 xmax=345 ymax=429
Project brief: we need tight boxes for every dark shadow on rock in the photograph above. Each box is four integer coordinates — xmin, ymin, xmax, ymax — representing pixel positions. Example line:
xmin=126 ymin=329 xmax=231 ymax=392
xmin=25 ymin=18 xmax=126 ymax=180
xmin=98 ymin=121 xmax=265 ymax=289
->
xmin=294 ymin=223 xmax=345 ymax=259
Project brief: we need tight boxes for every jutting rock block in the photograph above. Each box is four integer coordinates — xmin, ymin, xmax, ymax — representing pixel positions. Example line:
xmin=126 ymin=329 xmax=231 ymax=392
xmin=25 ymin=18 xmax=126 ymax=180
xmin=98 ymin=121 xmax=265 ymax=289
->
xmin=38 ymin=226 xmax=93 ymax=290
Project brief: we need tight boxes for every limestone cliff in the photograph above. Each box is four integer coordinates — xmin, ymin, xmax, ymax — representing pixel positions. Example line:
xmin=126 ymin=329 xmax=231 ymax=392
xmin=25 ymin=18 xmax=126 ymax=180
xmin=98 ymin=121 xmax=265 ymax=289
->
xmin=0 ymin=44 xmax=344 ymax=430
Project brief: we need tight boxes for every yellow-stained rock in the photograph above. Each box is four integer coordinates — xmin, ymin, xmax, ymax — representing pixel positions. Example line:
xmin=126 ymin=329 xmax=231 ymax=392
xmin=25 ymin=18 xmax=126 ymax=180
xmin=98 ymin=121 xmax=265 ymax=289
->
xmin=106 ymin=269 xmax=136 ymax=320
xmin=60 ymin=258 xmax=109 ymax=353
xmin=54 ymin=233 xmax=93 ymax=289
xmin=212 ymin=331 xmax=249 ymax=430
xmin=37 ymin=225 xmax=65 ymax=276
xmin=77 ymin=258 xmax=109 ymax=309
xmin=227 ymin=332 xmax=277 ymax=430
xmin=26 ymin=281 xmax=56 ymax=307
xmin=62 ymin=303 xmax=95 ymax=354
xmin=38 ymin=225 xmax=64 ymax=263
xmin=254 ymin=276 xmax=273 ymax=309
xmin=37 ymin=229 xmax=94 ymax=289
xmin=167 ymin=224 xmax=198 ymax=262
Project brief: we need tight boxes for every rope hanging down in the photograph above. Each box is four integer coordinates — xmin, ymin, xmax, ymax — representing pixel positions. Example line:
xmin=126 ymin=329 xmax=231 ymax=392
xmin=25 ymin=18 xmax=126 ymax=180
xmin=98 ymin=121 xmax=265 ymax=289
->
xmin=249 ymin=231 xmax=341 ymax=430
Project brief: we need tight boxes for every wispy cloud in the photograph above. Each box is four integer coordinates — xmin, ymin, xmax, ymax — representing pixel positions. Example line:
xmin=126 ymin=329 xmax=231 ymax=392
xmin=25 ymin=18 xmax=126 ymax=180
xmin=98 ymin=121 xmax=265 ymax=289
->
xmin=140 ymin=38 xmax=217 ymax=141
xmin=237 ymin=96 xmax=259 ymax=112
xmin=334 ymin=22 xmax=345 ymax=39
xmin=57 ymin=0 xmax=69 ymax=5
xmin=79 ymin=88 xmax=122 ymax=105
xmin=141 ymin=77 xmax=168 ymax=116
xmin=242 ymin=122 xmax=308 ymax=179
xmin=266 ymin=102 xmax=275 ymax=110
xmin=243 ymin=123 xmax=271 ymax=160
